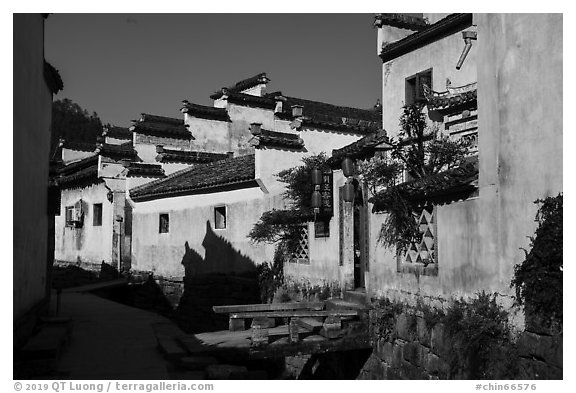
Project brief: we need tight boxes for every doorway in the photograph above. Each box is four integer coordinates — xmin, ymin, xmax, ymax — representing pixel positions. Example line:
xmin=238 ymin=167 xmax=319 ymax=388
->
xmin=353 ymin=181 xmax=368 ymax=290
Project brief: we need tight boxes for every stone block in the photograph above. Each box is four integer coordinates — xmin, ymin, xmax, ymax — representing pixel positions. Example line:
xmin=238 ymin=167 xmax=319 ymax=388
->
xmin=179 ymin=356 xmax=218 ymax=370
xmin=416 ymin=316 xmax=431 ymax=347
xmin=396 ymin=312 xmax=417 ymax=341
xmin=375 ymin=339 xmax=394 ymax=364
xmin=518 ymin=357 xmax=563 ymax=380
xmin=402 ymin=342 xmax=422 ymax=366
xmin=518 ymin=331 xmax=563 ymax=369
xmin=391 ymin=340 xmax=405 ymax=367
xmin=423 ymin=352 xmax=449 ymax=379
xmin=400 ymin=361 xmax=427 ymax=380
xmin=358 ymin=354 xmax=384 ymax=380
xmin=430 ymin=323 xmax=449 ymax=358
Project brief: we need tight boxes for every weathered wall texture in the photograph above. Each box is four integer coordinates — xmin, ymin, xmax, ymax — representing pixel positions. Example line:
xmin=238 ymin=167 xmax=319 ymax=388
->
xmin=185 ymin=115 xmax=230 ymax=154
xmin=130 ymin=186 xmax=277 ymax=278
xmin=55 ymin=182 xmax=114 ymax=266
xmin=381 ymin=24 xmax=477 ymax=133
xmin=475 ymin=13 xmax=563 ymax=297
xmin=13 ymin=14 xmax=52 ymax=325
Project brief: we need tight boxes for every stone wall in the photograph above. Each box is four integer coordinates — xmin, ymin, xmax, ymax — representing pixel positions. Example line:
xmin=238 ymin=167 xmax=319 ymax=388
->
xmin=359 ymin=307 xmax=562 ymax=380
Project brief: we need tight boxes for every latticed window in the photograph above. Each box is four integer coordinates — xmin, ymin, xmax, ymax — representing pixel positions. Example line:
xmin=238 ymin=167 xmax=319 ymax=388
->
xmin=399 ymin=206 xmax=438 ymax=275
xmin=291 ymin=224 xmax=310 ymax=264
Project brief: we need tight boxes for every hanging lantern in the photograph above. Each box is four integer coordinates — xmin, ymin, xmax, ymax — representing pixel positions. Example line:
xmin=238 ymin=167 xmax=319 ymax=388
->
xmin=311 ymin=190 xmax=322 ymax=209
xmin=311 ymin=168 xmax=323 ymax=186
xmin=341 ymin=157 xmax=354 ymax=177
xmin=342 ymin=181 xmax=355 ymax=203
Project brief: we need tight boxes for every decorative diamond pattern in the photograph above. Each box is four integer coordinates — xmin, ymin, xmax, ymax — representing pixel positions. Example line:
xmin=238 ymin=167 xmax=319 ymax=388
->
xmin=403 ymin=207 xmax=435 ymax=265
xmin=292 ymin=224 xmax=310 ymax=263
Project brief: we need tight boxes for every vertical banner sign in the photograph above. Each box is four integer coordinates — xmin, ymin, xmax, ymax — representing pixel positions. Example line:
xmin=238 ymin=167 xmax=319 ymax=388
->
xmin=320 ymin=169 xmax=333 ymax=217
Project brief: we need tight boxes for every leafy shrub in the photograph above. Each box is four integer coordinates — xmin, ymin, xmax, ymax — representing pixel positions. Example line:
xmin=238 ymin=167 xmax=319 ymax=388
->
xmin=511 ymin=193 xmax=563 ymax=331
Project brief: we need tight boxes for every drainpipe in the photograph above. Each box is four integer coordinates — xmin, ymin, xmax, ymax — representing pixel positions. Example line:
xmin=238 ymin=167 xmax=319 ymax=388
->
xmin=456 ymin=30 xmax=477 ymax=70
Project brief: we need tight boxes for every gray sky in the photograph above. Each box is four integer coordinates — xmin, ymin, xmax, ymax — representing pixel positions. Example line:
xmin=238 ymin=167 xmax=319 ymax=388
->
xmin=45 ymin=14 xmax=382 ymax=127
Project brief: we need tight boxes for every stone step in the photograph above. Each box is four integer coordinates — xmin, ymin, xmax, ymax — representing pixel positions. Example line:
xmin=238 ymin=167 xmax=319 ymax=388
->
xmin=179 ymin=356 xmax=219 ymax=370
xmin=325 ymin=298 xmax=367 ymax=312
xmin=205 ymin=364 xmax=248 ymax=379
xmin=343 ymin=290 xmax=368 ymax=306
xmin=157 ymin=336 xmax=188 ymax=361
xmin=294 ymin=317 xmax=323 ymax=333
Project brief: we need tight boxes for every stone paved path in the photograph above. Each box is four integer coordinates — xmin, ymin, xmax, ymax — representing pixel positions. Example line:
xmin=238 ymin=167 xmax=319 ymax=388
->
xmin=54 ymin=291 xmax=171 ymax=379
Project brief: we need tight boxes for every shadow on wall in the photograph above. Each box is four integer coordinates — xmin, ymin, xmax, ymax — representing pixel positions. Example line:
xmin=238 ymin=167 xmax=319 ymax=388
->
xmin=176 ymin=221 xmax=260 ymax=333
xmin=180 ymin=221 xmax=257 ymax=276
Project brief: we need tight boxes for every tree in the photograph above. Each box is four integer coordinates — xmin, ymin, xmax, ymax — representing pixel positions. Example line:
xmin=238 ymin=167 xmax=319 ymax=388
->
xmin=249 ymin=152 xmax=329 ymax=251
xmin=51 ymin=98 xmax=104 ymax=154
xmin=361 ymin=104 xmax=470 ymax=250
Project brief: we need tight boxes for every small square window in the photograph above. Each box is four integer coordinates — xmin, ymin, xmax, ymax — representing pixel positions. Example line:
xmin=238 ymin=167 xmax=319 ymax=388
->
xmin=159 ymin=213 xmax=169 ymax=233
xmin=405 ymin=69 xmax=432 ymax=105
xmin=314 ymin=219 xmax=330 ymax=238
xmin=93 ymin=203 xmax=103 ymax=226
xmin=214 ymin=206 xmax=227 ymax=229
xmin=65 ymin=206 xmax=74 ymax=226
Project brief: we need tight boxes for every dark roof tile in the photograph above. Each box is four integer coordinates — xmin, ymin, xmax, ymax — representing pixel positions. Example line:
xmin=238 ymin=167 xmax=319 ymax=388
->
xmin=210 ymin=73 xmax=270 ymax=98
xmin=97 ymin=142 xmax=137 ymax=160
xmin=328 ymin=129 xmax=389 ymax=166
xmin=126 ymin=162 xmax=165 ymax=178
xmin=374 ymin=13 xmax=429 ymax=31
xmin=379 ymin=13 xmax=473 ymax=62
xmin=181 ymin=101 xmax=230 ymax=122
xmin=423 ymin=82 xmax=477 ymax=112
xmin=254 ymin=129 xmax=305 ymax=150
xmin=131 ymin=113 xmax=191 ymax=139
xmin=156 ymin=147 xmax=229 ymax=164
xmin=104 ymin=126 xmax=132 ymax=140
xmin=370 ymin=158 xmax=479 ymax=211
xmin=130 ymin=154 xmax=256 ymax=201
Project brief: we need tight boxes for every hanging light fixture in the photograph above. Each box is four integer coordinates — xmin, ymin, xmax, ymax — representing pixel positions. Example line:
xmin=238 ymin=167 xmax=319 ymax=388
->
xmin=341 ymin=157 xmax=354 ymax=177
xmin=311 ymin=168 xmax=322 ymax=186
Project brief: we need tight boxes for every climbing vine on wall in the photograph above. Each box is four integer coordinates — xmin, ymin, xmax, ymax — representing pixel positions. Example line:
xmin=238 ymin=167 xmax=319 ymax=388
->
xmin=511 ymin=193 xmax=563 ymax=330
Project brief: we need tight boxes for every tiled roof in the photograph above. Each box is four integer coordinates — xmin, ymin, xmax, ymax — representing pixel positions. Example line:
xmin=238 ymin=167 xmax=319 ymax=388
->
xmin=423 ymin=82 xmax=477 ymax=112
xmin=374 ymin=13 xmax=429 ymax=31
xmin=181 ymin=101 xmax=230 ymax=122
xmin=125 ymin=162 xmax=166 ymax=178
xmin=370 ymin=158 xmax=479 ymax=211
xmin=156 ymin=147 xmax=229 ymax=164
xmin=279 ymin=95 xmax=382 ymax=134
xmin=379 ymin=13 xmax=473 ymax=62
xmin=130 ymin=154 xmax=256 ymax=201
xmin=131 ymin=113 xmax=191 ymax=139
xmin=328 ymin=129 xmax=389 ymax=167
xmin=254 ymin=129 xmax=305 ymax=150
xmin=62 ymin=140 xmax=96 ymax=152
xmin=210 ymin=73 xmax=270 ymax=98
xmin=210 ymin=90 xmax=278 ymax=109
xmin=104 ymin=126 xmax=132 ymax=140
xmin=97 ymin=142 xmax=137 ymax=160
xmin=55 ymin=155 xmax=99 ymax=187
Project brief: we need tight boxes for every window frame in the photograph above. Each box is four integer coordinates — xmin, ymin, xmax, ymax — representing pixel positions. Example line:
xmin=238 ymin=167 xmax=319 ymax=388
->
xmin=214 ymin=205 xmax=227 ymax=230
xmin=405 ymin=68 xmax=433 ymax=106
xmin=159 ymin=213 xmax=170 ymax=234
xmin=93 ymin=203 xmax=103 ymax=227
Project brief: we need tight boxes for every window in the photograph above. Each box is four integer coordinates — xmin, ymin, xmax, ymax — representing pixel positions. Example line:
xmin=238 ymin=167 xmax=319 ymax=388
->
xmin=65 ymin=201 xmax=83 ymax=228
xmin=397 ymin=206 xmax=438 ymax=276
xmin=214 ymin=206 xmax=227 ymax=229
xmin=159 ymin=213 xmax=169 ymax=233
xmin=93 ymin=203 xmax=103 ymax=226
xmin=314 ymin=219 xmax=330 ymax=238
xmin=405 ymin=69 xmax=432 ymax=105
xmin=65 ymin=206 xmax=75 ymax=226
xmin=290 ymin=224 xmax=310 ymax=264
